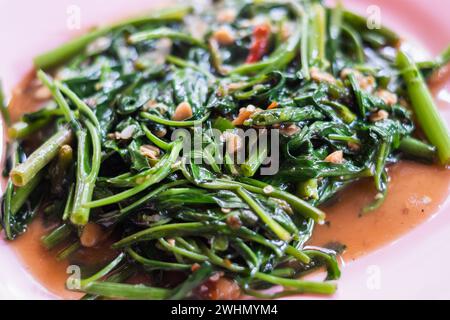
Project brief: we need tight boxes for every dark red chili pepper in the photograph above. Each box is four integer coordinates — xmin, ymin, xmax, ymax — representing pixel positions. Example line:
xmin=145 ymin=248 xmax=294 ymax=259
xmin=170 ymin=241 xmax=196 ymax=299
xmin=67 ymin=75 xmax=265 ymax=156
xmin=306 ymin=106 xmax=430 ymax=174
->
xmin=245 ymin=23 xmax=271 ymax=64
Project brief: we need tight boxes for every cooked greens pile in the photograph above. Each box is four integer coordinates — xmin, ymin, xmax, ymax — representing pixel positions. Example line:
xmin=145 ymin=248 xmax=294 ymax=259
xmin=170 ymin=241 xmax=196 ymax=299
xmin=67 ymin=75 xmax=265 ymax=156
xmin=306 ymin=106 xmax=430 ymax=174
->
xmin=2 ymin=0 xmax=450 ymax=300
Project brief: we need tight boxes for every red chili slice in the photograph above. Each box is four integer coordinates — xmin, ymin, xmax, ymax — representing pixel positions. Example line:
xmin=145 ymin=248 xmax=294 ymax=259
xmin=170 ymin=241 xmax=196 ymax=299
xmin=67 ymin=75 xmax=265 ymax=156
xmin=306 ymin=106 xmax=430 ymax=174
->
xmin=245 ymin=23 xmax=271 ymax=64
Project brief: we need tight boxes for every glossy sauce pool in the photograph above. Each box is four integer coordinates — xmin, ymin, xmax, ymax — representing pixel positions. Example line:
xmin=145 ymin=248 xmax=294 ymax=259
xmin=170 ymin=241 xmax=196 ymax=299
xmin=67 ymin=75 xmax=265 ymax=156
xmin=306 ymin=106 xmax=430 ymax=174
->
xmin=4 ymin=71 xmax=450 ymax=299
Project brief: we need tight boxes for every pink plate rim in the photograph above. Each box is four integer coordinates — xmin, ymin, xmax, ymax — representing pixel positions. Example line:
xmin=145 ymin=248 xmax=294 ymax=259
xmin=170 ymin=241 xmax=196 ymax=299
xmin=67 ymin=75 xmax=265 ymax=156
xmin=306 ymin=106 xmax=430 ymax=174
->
xmin=0 ymin=0 xmax=449 ymax=300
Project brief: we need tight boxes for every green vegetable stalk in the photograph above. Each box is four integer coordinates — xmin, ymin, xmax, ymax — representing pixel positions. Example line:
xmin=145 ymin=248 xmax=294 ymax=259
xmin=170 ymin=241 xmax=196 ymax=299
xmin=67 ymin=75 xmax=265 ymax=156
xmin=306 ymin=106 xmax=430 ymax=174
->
xmin=34 ymin=6 xmax=192 ymax=69
xmin=70 ymin=121 xmax=102 ymax=226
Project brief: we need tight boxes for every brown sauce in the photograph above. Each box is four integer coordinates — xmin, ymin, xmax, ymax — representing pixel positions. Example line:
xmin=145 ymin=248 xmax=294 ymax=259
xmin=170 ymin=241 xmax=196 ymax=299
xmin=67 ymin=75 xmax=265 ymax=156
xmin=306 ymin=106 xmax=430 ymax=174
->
xmin=4 ymin=70 xmax=450 ymax=299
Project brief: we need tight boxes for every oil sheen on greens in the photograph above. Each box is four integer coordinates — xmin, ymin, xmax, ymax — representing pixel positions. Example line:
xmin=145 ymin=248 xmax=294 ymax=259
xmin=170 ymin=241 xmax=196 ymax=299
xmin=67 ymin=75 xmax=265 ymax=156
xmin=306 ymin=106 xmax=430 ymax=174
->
xmin=1 ymin=0 xmax=450 ymax=300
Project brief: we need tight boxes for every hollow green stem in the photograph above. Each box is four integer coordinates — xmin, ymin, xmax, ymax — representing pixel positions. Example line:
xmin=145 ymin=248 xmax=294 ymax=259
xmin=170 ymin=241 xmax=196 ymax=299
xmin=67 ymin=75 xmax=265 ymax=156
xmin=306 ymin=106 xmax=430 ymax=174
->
xmin=141 ymin=123 xmax=171 ymax=151
xmin=10 ymin=171 xmax=43 ymax=215
xmin=236 ymin=188 xmax=292 ymax=242
xmin=304 ymin=249 xmax=341 ymax=280
xmin=231 ymin=3 xmax=303 ymax=76
xmin=62 ymin=185 xmax=75 ymax=221
xmin=342 ymin=10 xmax=400 ymax=45
xmin=435 ymin=45 xmax=450 ymax=68
xmin=80 ymin=282 xmax=172 ymax=300
xmin=328 ymin=134 xmax=360 ymax=144
xmin=348 ymin=72 xmax=366 ymax=117
xmin=57 ymin=241 xmax=81 ymax=261
xmin=245 ymin=107 xmax=324 ymax=126
xmin=34 ymin=6 xmax=192 ymax=69
xmin=158 ymin=238 xmax=209 ymax=262
xmin=113 ymin=223 xmax=216 ymax=248
xmin=169 ymin=263 xmax=213 ymax=300
xmin=56 ymin=82 xmax=100 ymax=128
xmin=80 ymin=253 xmax=125 ymax=287
xmin=300 ymin=10 xmax=310 ymax=79
xmin=127 ymin=248 xmax=191 ymax=271
xmin=254 ymin=272 xmax=337 ymax=295
xmin=296 ymin=179 xmax=319 ymax=200
xmin=140 ymin=111 xmax=210 ymax=127
xmin=10 ymin=127 xmax=72 ymax=187
xmin=237 ymin=178 xmax=326 ymax=223
xmin=2 ymin=181 xmax=14 ymax=240
xmin=41 ymin=224 xmax=73 ymax=250
xmin=199 ymin=243 xmax=246 ymax=273
xmin=328 ymin=1 xmax=343 ymax=74
xmin=81 ymin=265 xmax=135 ymax=300
xmin=70 ymin=121 xmax=102 ymax=226
xmin=374 ymin=141 xmax=389 ymax=192
xmin=85 ymin=140 xmax=183 ymax=208
xmin=129 ymin=28 xmax=207 ymax=49
xmin=399 ymin=137 xmax=436 ymax=161
xmin=286 ymin=245 xmax=311 ymax=264
xmin=308 ymin=3 xmax=329 ymax=69
xmin=37 ymin=70 xmax=80 ymax=130
xmin=341 ymin=23 xmax=365 ymax=63
xmin=241 ymin=139 xmax=268 ymax=177
xmin=8 ymin=118 xmax=52 ymax=140
xmin=323 ymin=101 xmax=356 ymax=124
xmin=397 ymin=50 xmax=450 ymax=165
xmin=166 ymin=55 xmax=215 ymax=80
xmin=114 ymin=180 xmax=189 ymax=222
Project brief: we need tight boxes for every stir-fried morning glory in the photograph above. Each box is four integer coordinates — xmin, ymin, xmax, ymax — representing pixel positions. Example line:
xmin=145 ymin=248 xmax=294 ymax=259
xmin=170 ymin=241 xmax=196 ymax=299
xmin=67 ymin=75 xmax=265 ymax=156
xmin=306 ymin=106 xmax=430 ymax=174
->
xmin=1 ymin=0 xmax=450 ymax=300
